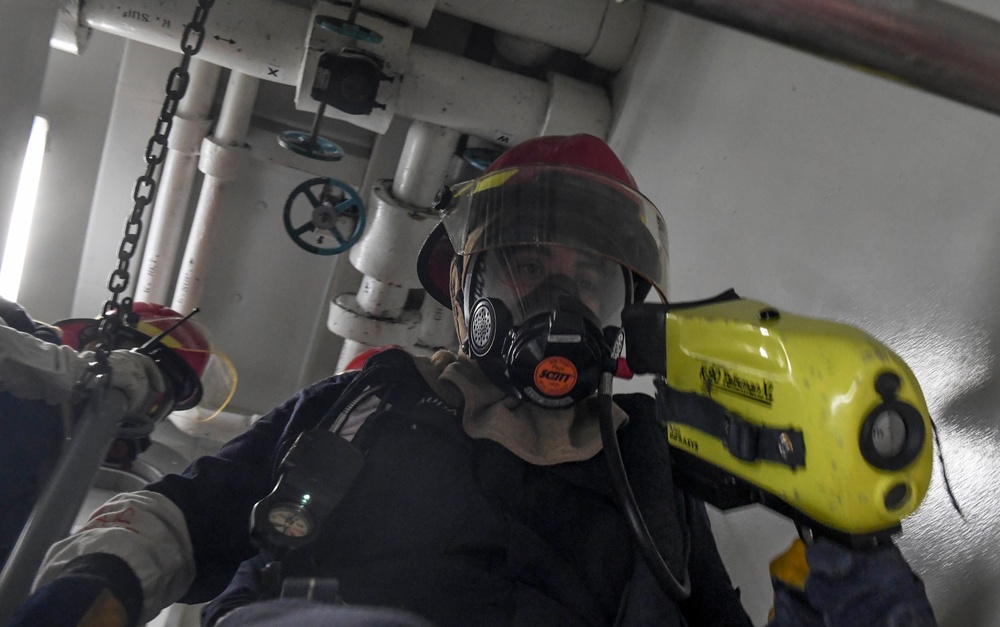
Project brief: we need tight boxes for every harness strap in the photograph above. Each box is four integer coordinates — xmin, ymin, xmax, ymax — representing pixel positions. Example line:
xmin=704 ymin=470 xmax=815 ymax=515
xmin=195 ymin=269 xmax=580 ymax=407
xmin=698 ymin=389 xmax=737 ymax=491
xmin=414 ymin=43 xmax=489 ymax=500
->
xmin=658 ymin=380 xmax=806 ymax=468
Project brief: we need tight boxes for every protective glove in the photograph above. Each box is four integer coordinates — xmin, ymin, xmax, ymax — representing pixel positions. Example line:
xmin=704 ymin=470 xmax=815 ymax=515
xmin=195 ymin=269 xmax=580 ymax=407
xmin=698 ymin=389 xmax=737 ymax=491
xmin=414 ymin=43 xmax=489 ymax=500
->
xmin=768 ymin=537 xmax=937 ymax=627
xmin=0 ymin=323 xmax=166 ymax=416
xmin=9 ymin=553 xmax=143 ymax=627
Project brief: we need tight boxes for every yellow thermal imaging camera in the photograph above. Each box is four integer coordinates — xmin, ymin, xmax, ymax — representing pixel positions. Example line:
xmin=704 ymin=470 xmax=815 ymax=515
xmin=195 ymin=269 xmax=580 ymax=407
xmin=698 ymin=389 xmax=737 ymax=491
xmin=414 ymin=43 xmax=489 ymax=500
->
xmin=621 ymin=290 xmax=933 ymax=547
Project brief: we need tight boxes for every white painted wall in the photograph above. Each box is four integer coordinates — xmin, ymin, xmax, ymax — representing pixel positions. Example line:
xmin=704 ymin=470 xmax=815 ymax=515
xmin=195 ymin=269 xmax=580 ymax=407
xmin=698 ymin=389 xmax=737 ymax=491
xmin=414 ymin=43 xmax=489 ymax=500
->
xmin=0 ymin=1 xmax=60 ymax=273
xmin=19 ymin=31 xmax=124 ymax=322
xmin=611 ymin=4 xmax=1000 ymax=626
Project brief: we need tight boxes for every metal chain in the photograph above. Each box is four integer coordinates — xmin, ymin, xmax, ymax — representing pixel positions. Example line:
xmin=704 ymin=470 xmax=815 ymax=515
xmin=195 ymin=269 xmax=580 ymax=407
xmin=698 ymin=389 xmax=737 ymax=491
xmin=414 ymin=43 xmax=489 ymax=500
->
xmin=91 ymin=0 xmax=216 ymax=367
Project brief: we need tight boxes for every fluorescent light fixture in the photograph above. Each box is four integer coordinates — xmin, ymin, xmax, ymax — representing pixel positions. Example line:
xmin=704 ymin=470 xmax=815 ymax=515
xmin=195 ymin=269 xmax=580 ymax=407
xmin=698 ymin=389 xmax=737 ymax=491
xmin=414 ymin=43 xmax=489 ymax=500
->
xmin=0 ymin=116 xmax=49 ymax=302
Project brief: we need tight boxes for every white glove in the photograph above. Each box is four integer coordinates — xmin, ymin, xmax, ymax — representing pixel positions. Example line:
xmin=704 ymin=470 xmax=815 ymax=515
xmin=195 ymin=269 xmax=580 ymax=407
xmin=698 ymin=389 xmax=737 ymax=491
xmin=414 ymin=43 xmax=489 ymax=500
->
xmin=0 ymin=323 xmax=167 ymax=415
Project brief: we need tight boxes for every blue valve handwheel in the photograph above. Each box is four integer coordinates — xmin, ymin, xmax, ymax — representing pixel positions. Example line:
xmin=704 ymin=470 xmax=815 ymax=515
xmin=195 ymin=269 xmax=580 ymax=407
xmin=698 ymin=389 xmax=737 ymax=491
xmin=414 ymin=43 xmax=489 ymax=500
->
xmin=463 ymin=147 xmax=503 ymax=172
xmin=283 ymin=177 xmax=366 ymax=255
xmin=277 ymin=130 xmax=344 ymax=162
xmin=316 ymin=16 xmax=383 ymax=44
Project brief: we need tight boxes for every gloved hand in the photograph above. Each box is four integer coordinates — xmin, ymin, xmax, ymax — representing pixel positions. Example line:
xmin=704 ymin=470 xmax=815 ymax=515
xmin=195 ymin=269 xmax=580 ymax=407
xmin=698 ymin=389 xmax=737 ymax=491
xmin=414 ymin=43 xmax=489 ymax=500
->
xmin=96 ymin=349 xmax=170 ymax=418
xmin=768 ymin=537 xmax=937 ymax=627
xmin=0 ymin=322 xmax=166 ymax=416
xmin=9 ymin=553 xmax=143 ymax=627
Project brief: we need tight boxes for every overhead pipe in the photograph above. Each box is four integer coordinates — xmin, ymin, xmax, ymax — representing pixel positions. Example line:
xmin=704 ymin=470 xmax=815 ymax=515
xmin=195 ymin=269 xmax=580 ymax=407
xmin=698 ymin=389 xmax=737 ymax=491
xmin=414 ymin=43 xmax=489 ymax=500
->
xmin=641 ymin=0 xmax=1000 ymax=118
xmin=398 ymin=45 xmax=612 ymax=145
xmin=75 ymin=0 xmax=309 ymax=85
xmin=436 ymin=0 xmax=642 ymax=70
xmin=73 ymin=0 xmax=1000 ymax=118
xmin=171 ymin=71 xmax=258 ymax=315
xmin=74 ymin=0 xmax=639 ymax=73
xmin=330 ymin=121 xmax=460 ymax=371
xmin=136 ymin=58 xmax=221 ymax=305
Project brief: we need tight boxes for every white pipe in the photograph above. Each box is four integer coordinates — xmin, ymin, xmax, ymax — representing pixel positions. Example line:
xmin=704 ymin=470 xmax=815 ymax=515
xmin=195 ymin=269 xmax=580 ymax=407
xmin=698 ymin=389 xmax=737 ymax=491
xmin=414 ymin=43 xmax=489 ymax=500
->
xmin=75 ymin=1 xmax=614 ymax=143
xmin=335 ymin=339 xmax=370 ymax=374
xmin=435 ymin=0 xmax=642 ymax=70
xmin=418 ymin=297 xmax=455 ymax=350
xmin=494 ymin=32 xmax=556 ymax=67
xmin=398 ymin=46 xmax=613 ymax=144
xmin=79 ymin=0 xmax=309 ymax=85
xmin=333 ymin=122 xmax=461 ymax=365
xmin=355 ymin=275 xmax=409 ymax=319
xmin=171 ymin=72 xmax=258 ymax=315
xmin=392 ymin=121 xmax=463 ymax=207
xmin=214 ymin=71 xmax=259 ymax=144
xmin=349 ymin=123 xmax=460 ymax=288
xmin=136 ymin=59 xmax=220 ymax=305
xmin=51 ymin=0 xmax=90 ymax=54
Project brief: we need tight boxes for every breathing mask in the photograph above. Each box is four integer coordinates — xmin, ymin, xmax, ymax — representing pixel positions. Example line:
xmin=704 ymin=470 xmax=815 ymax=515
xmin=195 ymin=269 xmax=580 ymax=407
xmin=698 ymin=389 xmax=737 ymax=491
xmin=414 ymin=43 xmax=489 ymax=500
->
xmin=463 ymin=244 xmax=631 ymax=407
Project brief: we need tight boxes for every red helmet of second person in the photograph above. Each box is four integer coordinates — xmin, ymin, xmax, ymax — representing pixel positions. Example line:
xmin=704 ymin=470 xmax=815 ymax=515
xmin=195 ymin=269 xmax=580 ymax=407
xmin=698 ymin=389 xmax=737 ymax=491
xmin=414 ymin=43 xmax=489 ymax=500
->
xmin=55 ymin=303 xmax=235 ymax=414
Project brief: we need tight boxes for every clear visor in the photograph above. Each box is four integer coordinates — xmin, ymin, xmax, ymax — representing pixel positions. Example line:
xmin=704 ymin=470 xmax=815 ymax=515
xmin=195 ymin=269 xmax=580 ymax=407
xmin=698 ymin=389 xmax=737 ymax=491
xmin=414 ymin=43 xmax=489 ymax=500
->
xmin=477 ymin=244 xmax=627 ymax=328
xmin=441 ymin=164 xmax=668 ymax=300
xmin=133 ymin=315 xmax=238 ymax=422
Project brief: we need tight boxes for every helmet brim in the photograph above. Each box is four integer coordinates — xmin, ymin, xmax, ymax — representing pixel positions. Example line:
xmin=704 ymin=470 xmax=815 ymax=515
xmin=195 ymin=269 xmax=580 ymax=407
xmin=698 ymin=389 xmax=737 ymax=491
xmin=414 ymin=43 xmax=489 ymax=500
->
xmin=417 ymin=222 xmax=455 ymax=308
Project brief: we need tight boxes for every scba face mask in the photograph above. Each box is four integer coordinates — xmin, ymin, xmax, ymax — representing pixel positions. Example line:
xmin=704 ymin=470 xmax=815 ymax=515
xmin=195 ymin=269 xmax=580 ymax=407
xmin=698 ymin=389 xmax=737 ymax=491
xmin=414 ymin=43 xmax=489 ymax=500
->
xmin=463 ymin=245 xmax=631 ymax=407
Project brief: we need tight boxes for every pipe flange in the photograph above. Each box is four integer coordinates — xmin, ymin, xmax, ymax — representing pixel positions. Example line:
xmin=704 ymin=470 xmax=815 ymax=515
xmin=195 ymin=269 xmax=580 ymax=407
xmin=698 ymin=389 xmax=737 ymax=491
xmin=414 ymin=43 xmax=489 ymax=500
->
xmin=327 ymin=293 xmax=420 ymax=346
xmin=348 ymin=179 xmax=439 ymax=283
xmin=373 ymin=178 xmax=439 ymax=217
xmin=170 ymin=116 xmax=215 ymax=155
xmin=198 ymin=136 xmax=251 ymax=181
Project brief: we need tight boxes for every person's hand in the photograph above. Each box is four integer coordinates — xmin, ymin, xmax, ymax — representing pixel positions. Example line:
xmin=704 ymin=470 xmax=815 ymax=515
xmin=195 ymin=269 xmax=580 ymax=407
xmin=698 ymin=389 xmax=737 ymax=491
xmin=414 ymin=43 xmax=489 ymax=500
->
xmin=0 ymin=324 xmax=165 ymax=416
xmin=10 ymin=553 xmax=142 ymax=627
xmin=104 ymin=349 xmax=168 ymax=418
xmin=769 ymin=537 xmax=937 ymax=626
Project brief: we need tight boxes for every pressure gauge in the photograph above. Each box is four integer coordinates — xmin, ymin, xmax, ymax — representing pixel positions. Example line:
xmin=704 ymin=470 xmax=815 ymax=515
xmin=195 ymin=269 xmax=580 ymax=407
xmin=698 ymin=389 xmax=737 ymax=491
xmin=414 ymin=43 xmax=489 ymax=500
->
xmin=267 ymin=503 xmax=314 ymax=538
xmin=251 ymin=429 xmax=365 ymax=555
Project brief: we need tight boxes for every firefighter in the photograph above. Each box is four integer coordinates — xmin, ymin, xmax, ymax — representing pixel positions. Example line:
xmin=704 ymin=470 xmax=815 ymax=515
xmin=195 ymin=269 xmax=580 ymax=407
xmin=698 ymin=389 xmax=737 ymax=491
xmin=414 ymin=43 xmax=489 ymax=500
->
xmin=12 ymin=135 xmax=934 ymax=627
xmin=0 ymin=297 xmax=165 ymax=567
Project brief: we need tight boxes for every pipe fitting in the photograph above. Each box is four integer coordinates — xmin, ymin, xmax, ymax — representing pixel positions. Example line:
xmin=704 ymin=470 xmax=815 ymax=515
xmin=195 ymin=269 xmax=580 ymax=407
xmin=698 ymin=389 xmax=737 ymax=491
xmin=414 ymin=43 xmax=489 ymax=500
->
xmin=169 ymin=116 xmax=214 ymax=156
xmin=541 ymin=74 xmax=612 ymax=138
xmin=585 ymin=0 xmax=643 ymax=70
xmin=355 ymin=276 xmax=409 ymax=319
xmin=436 ymin=0 xmax=640 ymax=71
xmin=348 ymin=181 xmax=440 ymax=285
xmin=328 ymin=293 xmax=421 ymax=346
xmin=198 ymin=136 xmax=250 ymax=182
xmin=51 ymin=0 xmax=91 ymax=55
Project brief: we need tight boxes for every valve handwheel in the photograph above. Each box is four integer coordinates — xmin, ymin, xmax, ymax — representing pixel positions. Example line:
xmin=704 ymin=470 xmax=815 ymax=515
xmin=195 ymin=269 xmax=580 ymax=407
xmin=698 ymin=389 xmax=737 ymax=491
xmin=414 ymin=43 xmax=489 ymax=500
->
xmin=277 ymin=130 xmax=344 ymax=162
xmin=283 ymin=177 xmax=366 ymax=255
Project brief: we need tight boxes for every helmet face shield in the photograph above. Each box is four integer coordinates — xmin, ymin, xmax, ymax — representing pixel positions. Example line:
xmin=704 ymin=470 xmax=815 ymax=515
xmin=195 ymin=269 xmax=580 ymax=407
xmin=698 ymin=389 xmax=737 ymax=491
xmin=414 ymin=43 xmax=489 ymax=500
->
xmin=440 ymin=164 xmax=669 ymax=301
xmin=474 ymin=245 xmax=628 ymax=329
xmin=131 ymin=313 xmax=238 ymax=419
